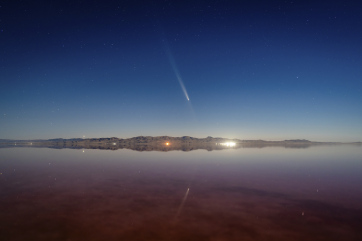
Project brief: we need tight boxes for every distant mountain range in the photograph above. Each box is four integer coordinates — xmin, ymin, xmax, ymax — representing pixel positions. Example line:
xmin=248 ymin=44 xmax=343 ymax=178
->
xmin=1 ymin=136 xmax=360 ymax=151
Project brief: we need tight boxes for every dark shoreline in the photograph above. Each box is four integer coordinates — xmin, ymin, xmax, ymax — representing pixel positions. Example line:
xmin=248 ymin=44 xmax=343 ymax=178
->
xmin=1 ymin=136 xmax=360 ymax=151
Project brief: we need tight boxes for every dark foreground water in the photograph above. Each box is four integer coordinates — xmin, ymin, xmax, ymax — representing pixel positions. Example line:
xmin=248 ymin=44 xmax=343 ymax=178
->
xmin=1 ymin=145 xmax=362 ymax=241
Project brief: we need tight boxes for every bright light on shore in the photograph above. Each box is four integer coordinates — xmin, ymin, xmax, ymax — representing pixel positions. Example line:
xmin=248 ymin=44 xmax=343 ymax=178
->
xmin=165 ymin=142 xmax=170 ymax=146
xmin=220 ymin=142 xmax=236 ymax=147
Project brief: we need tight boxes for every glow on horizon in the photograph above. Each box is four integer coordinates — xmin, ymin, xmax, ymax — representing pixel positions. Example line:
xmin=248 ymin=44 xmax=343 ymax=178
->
xmin=219 ymin=142 xmax=236 ymax=147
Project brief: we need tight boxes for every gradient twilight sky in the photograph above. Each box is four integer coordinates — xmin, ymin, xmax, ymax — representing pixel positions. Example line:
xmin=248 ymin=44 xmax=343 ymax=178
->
xmin=1 ymin=0 xmax=361 ymax=141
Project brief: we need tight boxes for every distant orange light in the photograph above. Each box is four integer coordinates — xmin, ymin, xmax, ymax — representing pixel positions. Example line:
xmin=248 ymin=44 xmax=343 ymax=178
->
xmin=165 ymin=142 xmax=170 ymax=146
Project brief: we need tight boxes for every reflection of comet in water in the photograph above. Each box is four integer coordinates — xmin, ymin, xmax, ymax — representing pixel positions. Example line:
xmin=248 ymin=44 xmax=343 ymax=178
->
xmin=173 ymin=187 xmax=190 ymax=222
xmin=164 ymin=43 xmax=190 ymax=101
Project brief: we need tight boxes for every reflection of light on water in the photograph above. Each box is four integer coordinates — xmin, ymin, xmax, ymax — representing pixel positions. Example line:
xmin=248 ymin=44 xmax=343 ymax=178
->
xmin=174 ymin=187 xmax=190 ymax=222
xmin=220 ymin=142 xmax=236 ymax=147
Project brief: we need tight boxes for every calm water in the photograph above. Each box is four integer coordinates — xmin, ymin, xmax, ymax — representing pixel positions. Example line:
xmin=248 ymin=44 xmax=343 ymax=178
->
xmin=1 ymin=145 xmax=362 ymax=241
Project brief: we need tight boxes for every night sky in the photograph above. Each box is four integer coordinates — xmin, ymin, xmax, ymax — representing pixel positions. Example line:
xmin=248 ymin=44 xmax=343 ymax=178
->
xmin=1 ymin=0 xmax=361 ymax=141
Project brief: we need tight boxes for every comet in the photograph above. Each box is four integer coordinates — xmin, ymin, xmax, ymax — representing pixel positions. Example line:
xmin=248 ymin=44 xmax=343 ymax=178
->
xmin=164 ymin=42 xmax=190 ymax=101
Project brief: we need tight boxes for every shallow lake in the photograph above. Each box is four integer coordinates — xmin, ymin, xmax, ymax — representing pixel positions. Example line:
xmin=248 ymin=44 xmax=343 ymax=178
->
xmin=1 ymin=145 xmax=362 ymax=240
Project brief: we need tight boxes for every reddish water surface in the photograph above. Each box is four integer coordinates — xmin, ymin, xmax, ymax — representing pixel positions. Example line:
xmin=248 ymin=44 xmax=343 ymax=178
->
xmin=1 ymin=146 xmax=362 ymax=240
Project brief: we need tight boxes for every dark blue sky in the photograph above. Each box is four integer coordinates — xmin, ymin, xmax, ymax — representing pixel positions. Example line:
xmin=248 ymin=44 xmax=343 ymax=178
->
xmin=1 ymin=0 xmax=361 ymax=141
